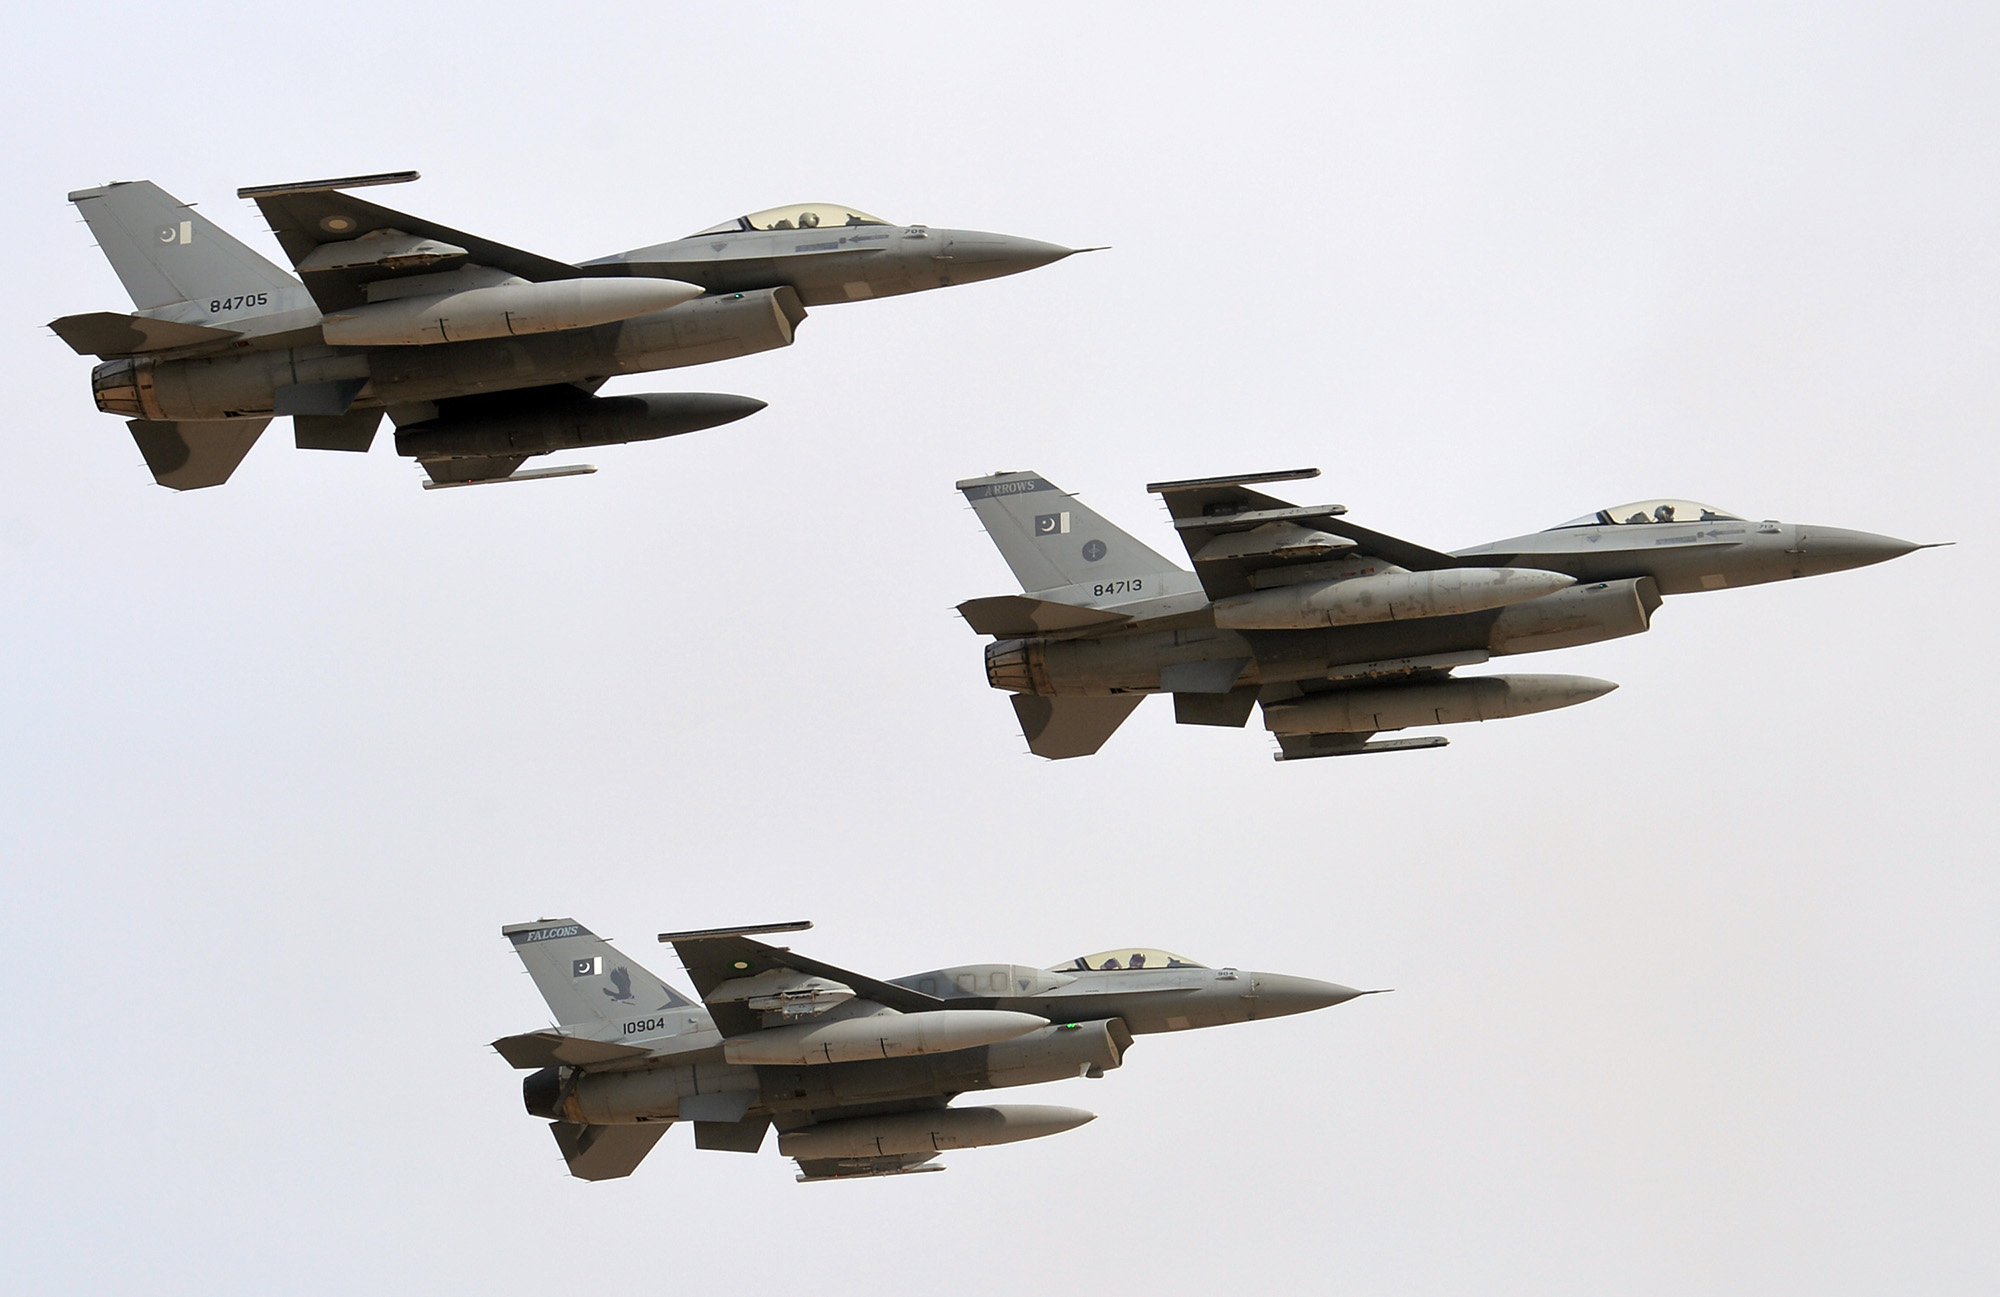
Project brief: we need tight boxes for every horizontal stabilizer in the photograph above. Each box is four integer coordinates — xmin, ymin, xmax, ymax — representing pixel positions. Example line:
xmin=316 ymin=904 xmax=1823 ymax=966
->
xmin=549 ymin=1120 xmax=669 ymax=1181
xmin=491 ymin=1030 xmax=655 ymax=1070
xmin=1274 ymin=733 xmax=1451 ymax=761
xmin=957 ymin=595 xmax=1132 ymax=636
xmin=1011 ymin=694 xmax=1144 ymax=759
xmin=128 ymin=419 xmax=267 ymax=490
xmin=49 ymin=312 xmax=241 ymax=358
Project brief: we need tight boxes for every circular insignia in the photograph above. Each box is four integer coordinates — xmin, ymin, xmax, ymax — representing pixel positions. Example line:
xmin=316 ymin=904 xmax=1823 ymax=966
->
xmin=1082 ymin=539 xmax=1108 ymax=562
xmin=730 ymin=959 xmax=752 ymax=971
xmin=157 ymin=226 xmax=177 ymax=243
xmin=319 ymin=215 xmax=358 ymax=234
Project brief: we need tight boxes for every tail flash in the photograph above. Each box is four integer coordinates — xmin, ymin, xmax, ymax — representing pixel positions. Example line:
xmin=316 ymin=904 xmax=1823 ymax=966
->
xmin=68 ymin=181 xmax=307 ymax=316
xmin=501 ymin=919 xmax=701 ymax=1035
xmin=957 ymin=471 xmax=1190 ymax=607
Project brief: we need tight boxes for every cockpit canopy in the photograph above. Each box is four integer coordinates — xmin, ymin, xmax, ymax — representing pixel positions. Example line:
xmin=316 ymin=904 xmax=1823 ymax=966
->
xmin=1553 ymin=499 xmax=1745 ymax=529
xmin=1051 ymin=948 xmax=1206 ymax=973
xmin=690 ymin=203 xmax=893 ymax=236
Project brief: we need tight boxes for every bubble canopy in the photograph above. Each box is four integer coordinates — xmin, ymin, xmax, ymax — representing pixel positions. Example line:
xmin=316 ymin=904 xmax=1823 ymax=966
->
xmin=1051 ymin=948 xmax=1206 ymax=972
xmin=689 ymin=203 xmax=893 ymax=236
xmin=1552 ymin=499 xmax=1746 ymax=529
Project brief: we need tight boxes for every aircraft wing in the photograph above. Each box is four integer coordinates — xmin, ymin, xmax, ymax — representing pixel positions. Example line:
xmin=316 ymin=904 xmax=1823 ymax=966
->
xmin=548 ymin=1120 xmax=670 ymax=1181
xmin=48 ymin=311 xmax=242 ymax=359
xmin=1150 ymin=468 xmax=1464 ymax=599
xmin=242 ymin=172 xmax=583 ymax=312
xmin=659 ymin=924 xmax=945 ymax=1038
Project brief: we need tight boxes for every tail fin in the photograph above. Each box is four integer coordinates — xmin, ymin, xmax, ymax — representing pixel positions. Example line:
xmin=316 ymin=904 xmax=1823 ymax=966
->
xmin=956 ymin=471 xmax=1195 ymax=606
xmin=502 ymin=918 xmax=701 ymax=1035
xmin=68 ymin=181 xmax=309 ymax=317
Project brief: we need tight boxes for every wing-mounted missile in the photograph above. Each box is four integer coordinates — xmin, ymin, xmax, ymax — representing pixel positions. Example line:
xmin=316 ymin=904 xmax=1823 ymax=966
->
xmin=1215 ymin=567 xmax=1577 ymax=630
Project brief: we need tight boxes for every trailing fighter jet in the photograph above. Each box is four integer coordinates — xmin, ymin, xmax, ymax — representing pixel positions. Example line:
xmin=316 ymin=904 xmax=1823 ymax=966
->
xmin=956 ymin=468 xmax=1937 ymax=760
xmin=494 ymin=918 xmax=1366 ymax=1182
xmin=51 ymin=172 xmax=1085 ymax=489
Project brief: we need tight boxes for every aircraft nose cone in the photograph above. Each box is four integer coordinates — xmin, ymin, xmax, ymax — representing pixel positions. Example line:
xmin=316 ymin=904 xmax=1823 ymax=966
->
xmin=1248 ymin=974 xmax=1373 ymax=1018
xmin=941 ymin=232 xmax=1080 ymax=281
xmin=1795 ymin=526 xmax=1923 ymax=576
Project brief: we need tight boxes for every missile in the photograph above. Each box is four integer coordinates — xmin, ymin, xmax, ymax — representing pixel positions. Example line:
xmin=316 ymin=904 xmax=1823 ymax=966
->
xmin=395 ymin=392 xmax=766 ymax=461
xmin=1262 ymin=673 xmax=1617 ymax=735
xmin=322 ymin=276 xmax=703 ymax=346
xmin=777 ymin=1104 xmax=1097 ymax=1160
xmin=1213 ymin=567 xmax=1575 ymax=630
xmin=721 ymin=1009 xmax=1049 ymax=1067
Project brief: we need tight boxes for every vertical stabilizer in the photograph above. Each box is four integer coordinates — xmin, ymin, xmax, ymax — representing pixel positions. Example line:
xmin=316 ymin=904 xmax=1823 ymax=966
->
xmin=956 ymin=471 xmax=1198 ymax=606
xmin=501 ymin=919 xmax=700 ymax=1034
xmin=68 ymin=181 xmax=310 ymax=317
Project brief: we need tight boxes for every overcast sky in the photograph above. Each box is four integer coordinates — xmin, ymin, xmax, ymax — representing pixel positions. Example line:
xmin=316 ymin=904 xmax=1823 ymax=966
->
xmin=3 ymin=3 xmax=1994 ymax=1294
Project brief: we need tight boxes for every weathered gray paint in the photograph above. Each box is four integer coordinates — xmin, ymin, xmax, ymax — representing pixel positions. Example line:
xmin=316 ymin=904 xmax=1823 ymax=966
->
xmin=495 ymin=919 xmax=1365 ymax=1182
xmin=56 ymin=177 xmax=1084 ymax=488
xmin=957 ymin=470 xmax=1929 ymax=759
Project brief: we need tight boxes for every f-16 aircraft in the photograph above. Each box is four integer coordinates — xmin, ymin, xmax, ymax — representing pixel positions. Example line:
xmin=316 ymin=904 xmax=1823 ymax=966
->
xmin=956 ymin=468 xmax=1936 ymax=760
xmin=494 ymin=918 xmax=1366 ymax=1182
xmin=51 ymin=171 xmax=1085 ymax=489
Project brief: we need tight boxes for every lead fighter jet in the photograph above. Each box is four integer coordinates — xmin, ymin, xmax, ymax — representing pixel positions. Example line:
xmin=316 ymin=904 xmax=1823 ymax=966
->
xmin=956 ymin=468 xmax=1937 ymax=760
xmin=51 ymin=171 xmax=1085 ymax=489
xmin=494 ymin=919 xmax=1366 ymax=1182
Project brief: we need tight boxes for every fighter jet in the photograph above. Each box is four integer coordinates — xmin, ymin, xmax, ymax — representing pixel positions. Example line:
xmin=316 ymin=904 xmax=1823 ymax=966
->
xmin=956 ymin=468 xmax=1937 ymax=760
xmin=494 ymin=918 xmax=1367 ymax=1182
xmin=51 ymin=171 xmax=1085 ymax=490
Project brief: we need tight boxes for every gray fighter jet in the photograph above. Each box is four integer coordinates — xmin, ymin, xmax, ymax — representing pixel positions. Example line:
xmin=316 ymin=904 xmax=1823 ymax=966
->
xmin=494 ymin=919 xmax=1366 ymax=1182
xmin=51 ymin=171 xmax=1084 ymax=489
xmin=957 ymin=469 xmax=1936 ymax=760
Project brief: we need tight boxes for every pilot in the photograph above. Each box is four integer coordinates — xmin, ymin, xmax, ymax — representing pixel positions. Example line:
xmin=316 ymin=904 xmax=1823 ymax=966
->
xmin=1625 ymin=511 xmax=1649 ymax=524
xmin=1653 ymin=504 xmax=1677 ymax=523
xmin=1128 ymin=952 xmax=1147 ymax=969
xmin=798 ymin=210 xmax=821 ymax=229
xmin=1100 ymin=957 xmax=1122 ymax=970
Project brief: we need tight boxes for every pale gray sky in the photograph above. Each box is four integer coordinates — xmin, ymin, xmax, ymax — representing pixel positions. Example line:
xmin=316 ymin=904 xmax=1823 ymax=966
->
xmin=3 ymin=4 xmax=1993 ymax=1294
